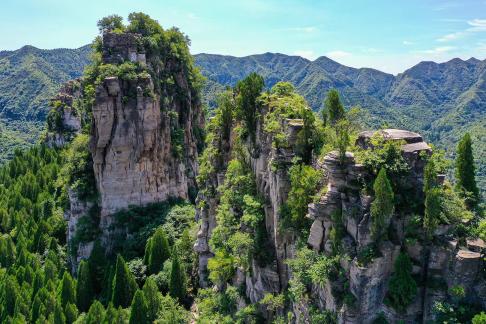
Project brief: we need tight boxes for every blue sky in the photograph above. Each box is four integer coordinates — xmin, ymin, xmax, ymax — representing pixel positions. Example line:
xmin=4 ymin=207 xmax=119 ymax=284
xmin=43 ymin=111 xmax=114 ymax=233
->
xmin=2 ymin=0 xmax=486 ymax=74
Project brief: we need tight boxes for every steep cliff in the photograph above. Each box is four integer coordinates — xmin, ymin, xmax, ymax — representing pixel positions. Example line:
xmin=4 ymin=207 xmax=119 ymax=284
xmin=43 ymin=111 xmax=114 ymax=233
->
xmin=195 ymin=80 xmax=485 ymax=322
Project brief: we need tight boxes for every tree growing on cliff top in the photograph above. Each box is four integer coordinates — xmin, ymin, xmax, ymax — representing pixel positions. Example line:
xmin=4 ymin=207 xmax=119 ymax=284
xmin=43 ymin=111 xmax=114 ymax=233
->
xmin=97 ymin=14 xmax=125 ymax=34
xmin=112 ymin=255 xmax=138 ymax=308
xmin=370 ymin=168 xmax=394 ymax=241
xmin=235 ymin=73 xmax=264 ymax=142
xmin=322 ymin=89 xmax=345 ymax=125
xmin=455 ymin=133 xmax=479 ymax=209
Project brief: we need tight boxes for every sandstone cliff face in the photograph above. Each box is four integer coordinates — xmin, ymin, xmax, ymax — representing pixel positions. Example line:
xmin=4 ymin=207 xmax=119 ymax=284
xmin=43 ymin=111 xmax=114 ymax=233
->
xmin=90 ymin=32 xmax=203 ymax=226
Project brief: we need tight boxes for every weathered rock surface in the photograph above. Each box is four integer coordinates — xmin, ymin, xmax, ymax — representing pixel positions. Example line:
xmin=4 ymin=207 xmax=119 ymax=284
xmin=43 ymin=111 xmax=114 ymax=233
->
xmin=90 ymin=32 xmax=203 ymax=224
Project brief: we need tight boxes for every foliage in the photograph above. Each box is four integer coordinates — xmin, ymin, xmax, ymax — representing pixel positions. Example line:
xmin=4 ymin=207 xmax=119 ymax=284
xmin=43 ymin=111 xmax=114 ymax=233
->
xmin=76 ymin=260 xmax=94 ymax=312
xmin=111 ymin=255 xmax=138 ymax=308
xmin=370 ymin=168 xmax=394 ymax=241
xmin=322 ymin=89 xmax=345 ymax=125
xmin=455 ymin=133 xmax=479 ymax=209
xmin=169 ymin=250 xmax=187 ymax=302
xmin=281 ymin=162 xmax=322 ymax=234
xmin=97 ymin=15 xmax=125 ymax=33
xmin=235 ymin=73 xmax=264 ymax=141
xmin=145 ymin=228 xmax=171 ymax=274
xmin=387 ymin=253 xmax=417 ymax=312
xmin=129 ymin=290 xmax=149 ymax=324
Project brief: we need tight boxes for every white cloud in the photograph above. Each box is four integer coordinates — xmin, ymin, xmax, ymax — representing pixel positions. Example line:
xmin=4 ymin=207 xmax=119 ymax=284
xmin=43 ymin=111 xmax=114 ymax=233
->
xmin=326 ymin=50 xmax=352 ymax=60
xmin=417 ymin=46 xmax=456 ymax=54
xmin=437 ymin=31 xmax=465 ymax=42
xmin=293 ymin=50 xmax=317 ymax=60
xmin=403 ymin=40 xmax=414 ymax=46
xmin=467 ymin=19 xmax=486 ymax=32
xmin=187 ymin=13 xmax=199 ymax=20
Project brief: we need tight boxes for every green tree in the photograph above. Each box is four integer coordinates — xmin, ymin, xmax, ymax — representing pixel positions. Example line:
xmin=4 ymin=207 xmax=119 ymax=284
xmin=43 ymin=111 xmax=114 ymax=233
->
xmin=64 ymin=303 xmax=78 ymax=324
xmin=236 ymin=73 xmax=264 ymax=141
xmin=216 ymin=90 xmax=235 ymax=141
xmin=169 ymin=250 xmax=186 ymax=302
xmin=53 ymin=302 xmax=66 ymax=324
xmin=423 ymin=158 xmax=438 ymax=193
xmin=146 ymin=228 xmax=171 ymax=274
xmin=129 ymin=290 xmax=149 ymax=324
xmin=323 ymin=89 xmax=345 ymax=125
xmin=424 ymin=187 xmax=441 ymax=240
xmin=335 ymin=119 xmax=350 ymax=164
xmin=76 ymin=260 xmax=94 ymax=312
xmin=58 ymin=272 xmax=76 ymax=307
xmin=455 ymin=133 xmax=479 ymax=208
xmin=89 ymin=239 xmax=107 ymax=294
xmin=85 ymin=301 xmax=105 ymax=324
xmin=370 ymin=168 xmax=394 ymax=240
xmin=387 ymin=253 xmax=417 ymax=312
xmin=111 ymin=255 xmax=138 ymax=308
xmin=143 ymin=278 xmax=162 ymax=323
xmin=473 ymin=312 xmax=486 ymax=324
xmin=97 ymin=15 xmax=125 ymax=34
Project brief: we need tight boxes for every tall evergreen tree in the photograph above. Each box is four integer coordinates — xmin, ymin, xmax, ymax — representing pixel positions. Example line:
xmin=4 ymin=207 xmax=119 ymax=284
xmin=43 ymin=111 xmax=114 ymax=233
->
xmin=111 ymin=255 xmax=138 ymax=308
xmin=142 ymin=277 xmax=162 ymax=323
xmin=370 ymin=168 xmax=395 ymax=240
xmin=169 ymin=250 xmax=186 ymax=302
xmin=423 ymin=158 xmax=438 ymax=193
xmin=147 ymin=228 xmax=171 ymax=274
xmin=235 ymin=72 xmax=264 ymax=141
xmin=89 ymin=240 xmax=107 ymax=294
xmin=85 ymin=301 xmax=105 ymax=324
xmin=64 ymin=303 xmax=78 ymax=324
xmin=76 ymin=260 xmax=94 ymax=312
xmin=52 ymin=302 xmax=66 ymax=324
xmin=323 ymin=89 xmax=345 ymax=125
xmin=424 ymin=187 xmax=441 ymax=240
xmin=128 ymin=290 xmax=148 ymax=324
xmin=58 ymin=272 xmax=76 ymax=308
xmin=455 ymin=133 xmax=479 ymax=208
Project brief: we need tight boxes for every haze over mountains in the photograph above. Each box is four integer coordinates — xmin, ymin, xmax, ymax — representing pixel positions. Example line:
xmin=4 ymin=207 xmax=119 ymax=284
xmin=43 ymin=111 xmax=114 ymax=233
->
xmin=0 ymin=44 xmax=484 ymax=191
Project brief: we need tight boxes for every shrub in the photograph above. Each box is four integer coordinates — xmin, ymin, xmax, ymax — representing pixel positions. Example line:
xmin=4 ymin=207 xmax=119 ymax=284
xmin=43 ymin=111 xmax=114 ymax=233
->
xmin=387 ymin=253 xmax=417 ymax=312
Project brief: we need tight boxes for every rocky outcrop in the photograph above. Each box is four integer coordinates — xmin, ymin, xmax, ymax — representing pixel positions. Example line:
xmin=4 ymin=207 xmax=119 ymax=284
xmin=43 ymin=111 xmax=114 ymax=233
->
xmin=90 ymin=32 xmax=204 ymax=226
xmin=44 ymin=79 xmax=82 ymax=147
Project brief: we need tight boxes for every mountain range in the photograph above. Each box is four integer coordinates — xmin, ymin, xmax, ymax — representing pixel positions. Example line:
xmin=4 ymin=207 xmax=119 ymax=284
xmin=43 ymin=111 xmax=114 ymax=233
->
xmin=0 ymin=45 xmax=484 ymax=192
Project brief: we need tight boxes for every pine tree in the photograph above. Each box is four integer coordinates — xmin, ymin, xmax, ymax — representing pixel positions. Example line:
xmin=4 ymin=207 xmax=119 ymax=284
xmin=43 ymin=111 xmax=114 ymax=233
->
xmin=3 ymin=276 xmax=19 ymax=317
xmin=423 ymin=158 xmax=438 ymax=193
xmin=235 ymin=72 xmax=265 ymax=141
xmin=370 ymin=168 xmax=394 ymax=240
xmin=387 ymin=253 xmax=417 ymax=311
xmin=89 ymin=240 xmax=107 ymax=294
xmin=58 ymin=272 xmax=76 ymax=307
xmin=147 ymin=228 xmax=171 ymax=274
xmin=76 ymin=260 xmax=94 ymax=312
xmin=64 ymin=303 xmax=78 ymax=324
xmin=323 ymin=89 xmax=345 ymax=125
xmin=169 ymin=250 xmax=186 ymax=302
xmin=128 ymin=290 xmax=148 ymax=324
xmin=85 ymin=301 xmax=105 ymax=324
xmin=455 ymin=133 xmax=479 ymax=208
xmin=53 ymin=302 xmax=66 ymax=324
xmin=142 ymin=277 xmax=162 ymax=323
xmin=424 ymin=187 xmax=441 ymax=240
xmin=111 ymin=255 xmax=138 ymax=308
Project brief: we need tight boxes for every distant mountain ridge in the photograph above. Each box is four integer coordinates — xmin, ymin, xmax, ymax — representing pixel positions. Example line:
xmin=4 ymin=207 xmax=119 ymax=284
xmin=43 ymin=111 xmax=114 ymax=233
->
xmin=0 ymin=46 xmax=484 ymax=192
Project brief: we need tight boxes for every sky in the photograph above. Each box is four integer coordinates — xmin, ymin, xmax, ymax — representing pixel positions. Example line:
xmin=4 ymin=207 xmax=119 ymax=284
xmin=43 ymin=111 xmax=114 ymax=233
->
xmin=1 ymin=0 xmax=486 ymax=74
